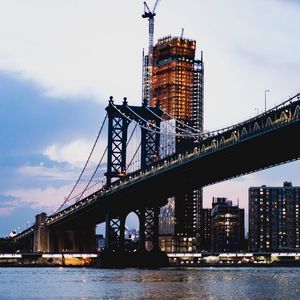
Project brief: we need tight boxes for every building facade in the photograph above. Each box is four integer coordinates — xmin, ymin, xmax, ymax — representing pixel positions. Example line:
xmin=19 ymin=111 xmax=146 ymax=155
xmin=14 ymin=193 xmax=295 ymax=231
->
xmin=211 ymin=197 xmax=245 ymax=252
xmin=249 ymin=182 xmax=300 ymax=252
xmin=199 ymin=208 xmax=212 ymax=251
xmin=151 ymin=36 xmax=204 ymax=134
xmin=151 ymin=36 xmax=204 ymax=252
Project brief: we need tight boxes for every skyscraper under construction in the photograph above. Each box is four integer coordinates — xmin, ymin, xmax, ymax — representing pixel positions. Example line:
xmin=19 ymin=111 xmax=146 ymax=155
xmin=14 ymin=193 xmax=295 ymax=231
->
xmin=146 ymin=35 xmax=204 ymax=252
xmin=151 ymin=35 xmax=203 ymax=134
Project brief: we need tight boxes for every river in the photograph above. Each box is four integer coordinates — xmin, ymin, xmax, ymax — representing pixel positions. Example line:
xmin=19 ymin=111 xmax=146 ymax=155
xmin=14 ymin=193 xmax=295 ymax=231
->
xmin=0 ymin=267 xmax=299 ymax=299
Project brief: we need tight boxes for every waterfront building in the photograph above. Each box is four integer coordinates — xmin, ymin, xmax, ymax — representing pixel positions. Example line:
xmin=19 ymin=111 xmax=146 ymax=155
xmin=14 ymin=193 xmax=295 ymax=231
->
xmin=151 ymin=35 xmax=204 ymax=252
xmin=199 ymin=208 xmax=212 ymax=251
xmin=249 ymin=182 xmax=300 ymax=252
xmin=211 ymin=197 xmax=245 ymax=252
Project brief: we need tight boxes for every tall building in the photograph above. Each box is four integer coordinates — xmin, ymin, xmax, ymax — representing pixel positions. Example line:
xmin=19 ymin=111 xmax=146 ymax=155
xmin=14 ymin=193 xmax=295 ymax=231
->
xmin=249 ymin=182 xmax=300 ymax=252
xmin=199 ymin=208 xmax=212 ymax=251
xmin=150 ymin=35 xmax=204 ymax=252
xmin=151 ymin=35 xmax=203 ymax=134
xmin=211 ymin=197 xmax=245 ymax=252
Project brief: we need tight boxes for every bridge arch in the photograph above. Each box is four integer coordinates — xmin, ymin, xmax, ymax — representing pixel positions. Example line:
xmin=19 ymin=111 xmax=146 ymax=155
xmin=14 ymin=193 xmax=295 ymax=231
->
xmin=265 ymin=117 xmax=273 ymax=127
xmin=219 ymin=136 xmax=226 ymax=146
xmin=124 ymin=211 xmax=140 ymax=252
xmin=292 ymin=105 xmax=300 ymax=120
xmin=211 ymin=139 xmax=218 ymax=149
xmin=231 ymin=131 xmax=239 ymax=142
xmin=280 ymin=111 xmax=288 ymax=123
xmin=241 ymin=127 xmax=248 ymax=137
xmin=253 ymin=122 xmax=260 ymax=132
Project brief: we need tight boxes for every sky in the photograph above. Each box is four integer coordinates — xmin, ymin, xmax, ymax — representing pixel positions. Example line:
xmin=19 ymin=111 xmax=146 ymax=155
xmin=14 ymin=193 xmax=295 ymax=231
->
xmin=0 ymin=0 xmax=300 ymax=236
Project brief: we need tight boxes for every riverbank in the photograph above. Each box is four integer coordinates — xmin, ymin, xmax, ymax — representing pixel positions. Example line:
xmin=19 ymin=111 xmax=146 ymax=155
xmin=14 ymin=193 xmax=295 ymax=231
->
xmin=2 ymin=252 xmax=300 ymax=267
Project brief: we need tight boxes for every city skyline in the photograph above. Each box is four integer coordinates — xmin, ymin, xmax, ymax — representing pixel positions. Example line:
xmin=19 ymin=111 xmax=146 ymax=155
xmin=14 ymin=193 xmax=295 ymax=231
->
xmin=0 ymin=0 xmax=300 ymax=236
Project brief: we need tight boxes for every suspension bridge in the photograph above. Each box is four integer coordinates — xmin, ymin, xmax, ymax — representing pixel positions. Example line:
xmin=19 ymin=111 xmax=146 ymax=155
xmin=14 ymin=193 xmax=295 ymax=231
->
xmin=14 ymin=92 xmax=300 ymax=267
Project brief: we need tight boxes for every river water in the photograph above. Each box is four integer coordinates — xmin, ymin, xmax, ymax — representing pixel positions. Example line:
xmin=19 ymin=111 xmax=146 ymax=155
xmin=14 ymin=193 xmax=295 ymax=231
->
xmin=0 ymin=267 xmax=299 ymax=300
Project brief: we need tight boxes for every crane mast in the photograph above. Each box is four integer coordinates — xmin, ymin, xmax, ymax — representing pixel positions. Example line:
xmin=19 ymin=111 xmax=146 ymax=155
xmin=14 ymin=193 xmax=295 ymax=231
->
xmin=142 ymin=0 xmax=160 ymax=106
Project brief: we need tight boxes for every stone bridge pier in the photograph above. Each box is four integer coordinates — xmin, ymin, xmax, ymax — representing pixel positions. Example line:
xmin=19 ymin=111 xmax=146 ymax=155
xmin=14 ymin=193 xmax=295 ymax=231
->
xmin=33 ymin=213 xmax=96 ymax=253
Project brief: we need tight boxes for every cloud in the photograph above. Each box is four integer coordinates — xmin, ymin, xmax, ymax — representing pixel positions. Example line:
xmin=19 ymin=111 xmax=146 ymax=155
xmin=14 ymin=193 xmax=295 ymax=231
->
xmin=0 ymin=194 xmax=22 ymax=216
xmin=17 ymin=165 xmax=76 ymax=181
xmin=5 ymin=185 xmax=71 ymax=212
xmin=0 ymin=0 xmax=145 ymax=103
xmin=43 ymin=138 xmax=107 ymax=167
xmin=0 ymin=208 xmax=14 ymax=216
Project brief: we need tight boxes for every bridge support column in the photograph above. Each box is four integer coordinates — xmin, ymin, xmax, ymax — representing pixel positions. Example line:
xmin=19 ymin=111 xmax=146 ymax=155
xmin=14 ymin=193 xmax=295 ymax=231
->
xmin=141 ymin=99 xmax=161 ymax=169
xmin=76 ymin=227 xmax=96 ymax=253
xmin=139 ymin=206 xmax=160 ymax=252
xmin=33 ymin=212 xmax=49 ymax=252
xmin=48 ymin=227 xmax=96 ymax=253
xmin=105 ymin=210 xmax=125 ymax=251
xmin=57 ymin=232 xmax=64 ymax=252
xmin=105 ymin=97 xmax=130 ymax=187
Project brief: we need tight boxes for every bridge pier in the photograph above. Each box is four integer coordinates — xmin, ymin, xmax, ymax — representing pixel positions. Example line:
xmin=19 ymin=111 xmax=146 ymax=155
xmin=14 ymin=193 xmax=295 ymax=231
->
xmin=48 ymin=227 xmax=96 ymax=253
xmin=33 ymin=213 xmax=49 ymax=252
xmin=105 ymin=209 xmax=126 ymax=251
xmin=140 ymin=206 xmax=160 ymax=251
xmin=101 ymin=206 xmax=168 ymax=268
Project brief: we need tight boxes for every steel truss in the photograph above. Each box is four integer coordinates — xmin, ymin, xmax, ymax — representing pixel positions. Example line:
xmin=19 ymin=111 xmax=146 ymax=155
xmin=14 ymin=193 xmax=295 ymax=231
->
xmin=106 ymin=97 xmax=162 ymax=186
xmin=105 ymin=211 xmax=125 ymax=250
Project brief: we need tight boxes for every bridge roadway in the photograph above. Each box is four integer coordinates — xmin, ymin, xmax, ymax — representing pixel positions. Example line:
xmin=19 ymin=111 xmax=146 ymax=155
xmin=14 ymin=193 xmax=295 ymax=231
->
xmin=45 ymin=93 xmax=300 ymax=230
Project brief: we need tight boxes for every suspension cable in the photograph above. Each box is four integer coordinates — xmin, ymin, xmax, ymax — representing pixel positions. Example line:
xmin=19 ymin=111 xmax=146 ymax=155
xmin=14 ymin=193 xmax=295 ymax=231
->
xmin=123 ymin=104 xmax=200 ymax=138
xmin=127 ymin=123 xmax=138 ymax=146
xmin=145 ymin=106 xmax=204 ymax=135
xmin=77 ymin=146 xmax=108 ymax=201
xmin=113 ymin=105 xmax=162 ymax=134
xmin=126 ymin=142 xmax=141 ymax=172
xmin=55 ymin=113 xmax=108 ymax=212
xmin=65 ymin=177 xmax=104 ymax=205
xmin=162 ymin=110 xmax=203 ymax=133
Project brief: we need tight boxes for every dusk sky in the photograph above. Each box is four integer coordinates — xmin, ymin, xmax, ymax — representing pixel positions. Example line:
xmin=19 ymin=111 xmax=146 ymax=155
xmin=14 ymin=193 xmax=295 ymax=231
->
xmin=0 ymin=0 xmax=300 ymax=236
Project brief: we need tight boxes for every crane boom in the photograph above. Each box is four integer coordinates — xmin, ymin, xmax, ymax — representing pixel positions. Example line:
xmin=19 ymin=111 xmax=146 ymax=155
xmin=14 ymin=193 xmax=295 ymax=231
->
xmin=142 ymin=0 xmax=161 ymax=106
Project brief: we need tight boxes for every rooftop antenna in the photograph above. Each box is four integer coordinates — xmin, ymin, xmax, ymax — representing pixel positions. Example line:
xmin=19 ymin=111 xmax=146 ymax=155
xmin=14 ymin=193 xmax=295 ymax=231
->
xmin=180 ymin=28 xmax=184 ymax=39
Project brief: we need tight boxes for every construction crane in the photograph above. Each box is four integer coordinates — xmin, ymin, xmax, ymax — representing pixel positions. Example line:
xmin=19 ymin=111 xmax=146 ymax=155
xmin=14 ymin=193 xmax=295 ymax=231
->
xmin=142 ymin=0 xmax=161 ymax=105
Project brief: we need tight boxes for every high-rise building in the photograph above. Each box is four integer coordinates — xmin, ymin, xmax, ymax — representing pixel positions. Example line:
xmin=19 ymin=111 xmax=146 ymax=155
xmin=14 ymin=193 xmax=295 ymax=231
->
xmin=150 ymin=35 xmax=204 ymax=252
xmin=249 ymin=182 xmax=300 ymax=252
xmin=199 ymin=208 xmax=212 ymax=251
xmin=151 ymin=35 xmax=203 ymax=134
xmin=211 ymin=197 xmax=245 ymax=252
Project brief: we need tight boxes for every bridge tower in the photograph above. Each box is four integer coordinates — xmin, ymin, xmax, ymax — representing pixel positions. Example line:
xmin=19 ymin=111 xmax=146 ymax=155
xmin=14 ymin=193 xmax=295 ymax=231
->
xmin=104 ymin=97 xmax=165 ymax=257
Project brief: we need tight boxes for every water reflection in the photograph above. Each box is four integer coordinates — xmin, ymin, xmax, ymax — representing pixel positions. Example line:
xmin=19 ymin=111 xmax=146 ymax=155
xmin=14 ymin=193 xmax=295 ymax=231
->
xmin=0 ymin=267 xmax=300 ymax=299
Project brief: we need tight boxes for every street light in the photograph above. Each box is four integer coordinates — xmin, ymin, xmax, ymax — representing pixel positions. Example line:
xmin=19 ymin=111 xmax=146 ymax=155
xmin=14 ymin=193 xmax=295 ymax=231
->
xmin=265 ymin=89 xmax=269 ymax=112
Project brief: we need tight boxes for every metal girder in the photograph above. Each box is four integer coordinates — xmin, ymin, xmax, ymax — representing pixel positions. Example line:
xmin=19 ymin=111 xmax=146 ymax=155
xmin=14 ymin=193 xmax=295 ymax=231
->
xmin=105 ymin=211 xmax=125 ymax=250
xmin=139 ymin=206 xmax=159 ymax=251
xmin=106 ymin=97 xmax=163 ymax=184
xmin=141 ymin=128 xmax=160 ymax=169
xmin=141 ymin=100 xmax=161 ymax=169
xmin=105 ymin=97 xmax=129 ymax=187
